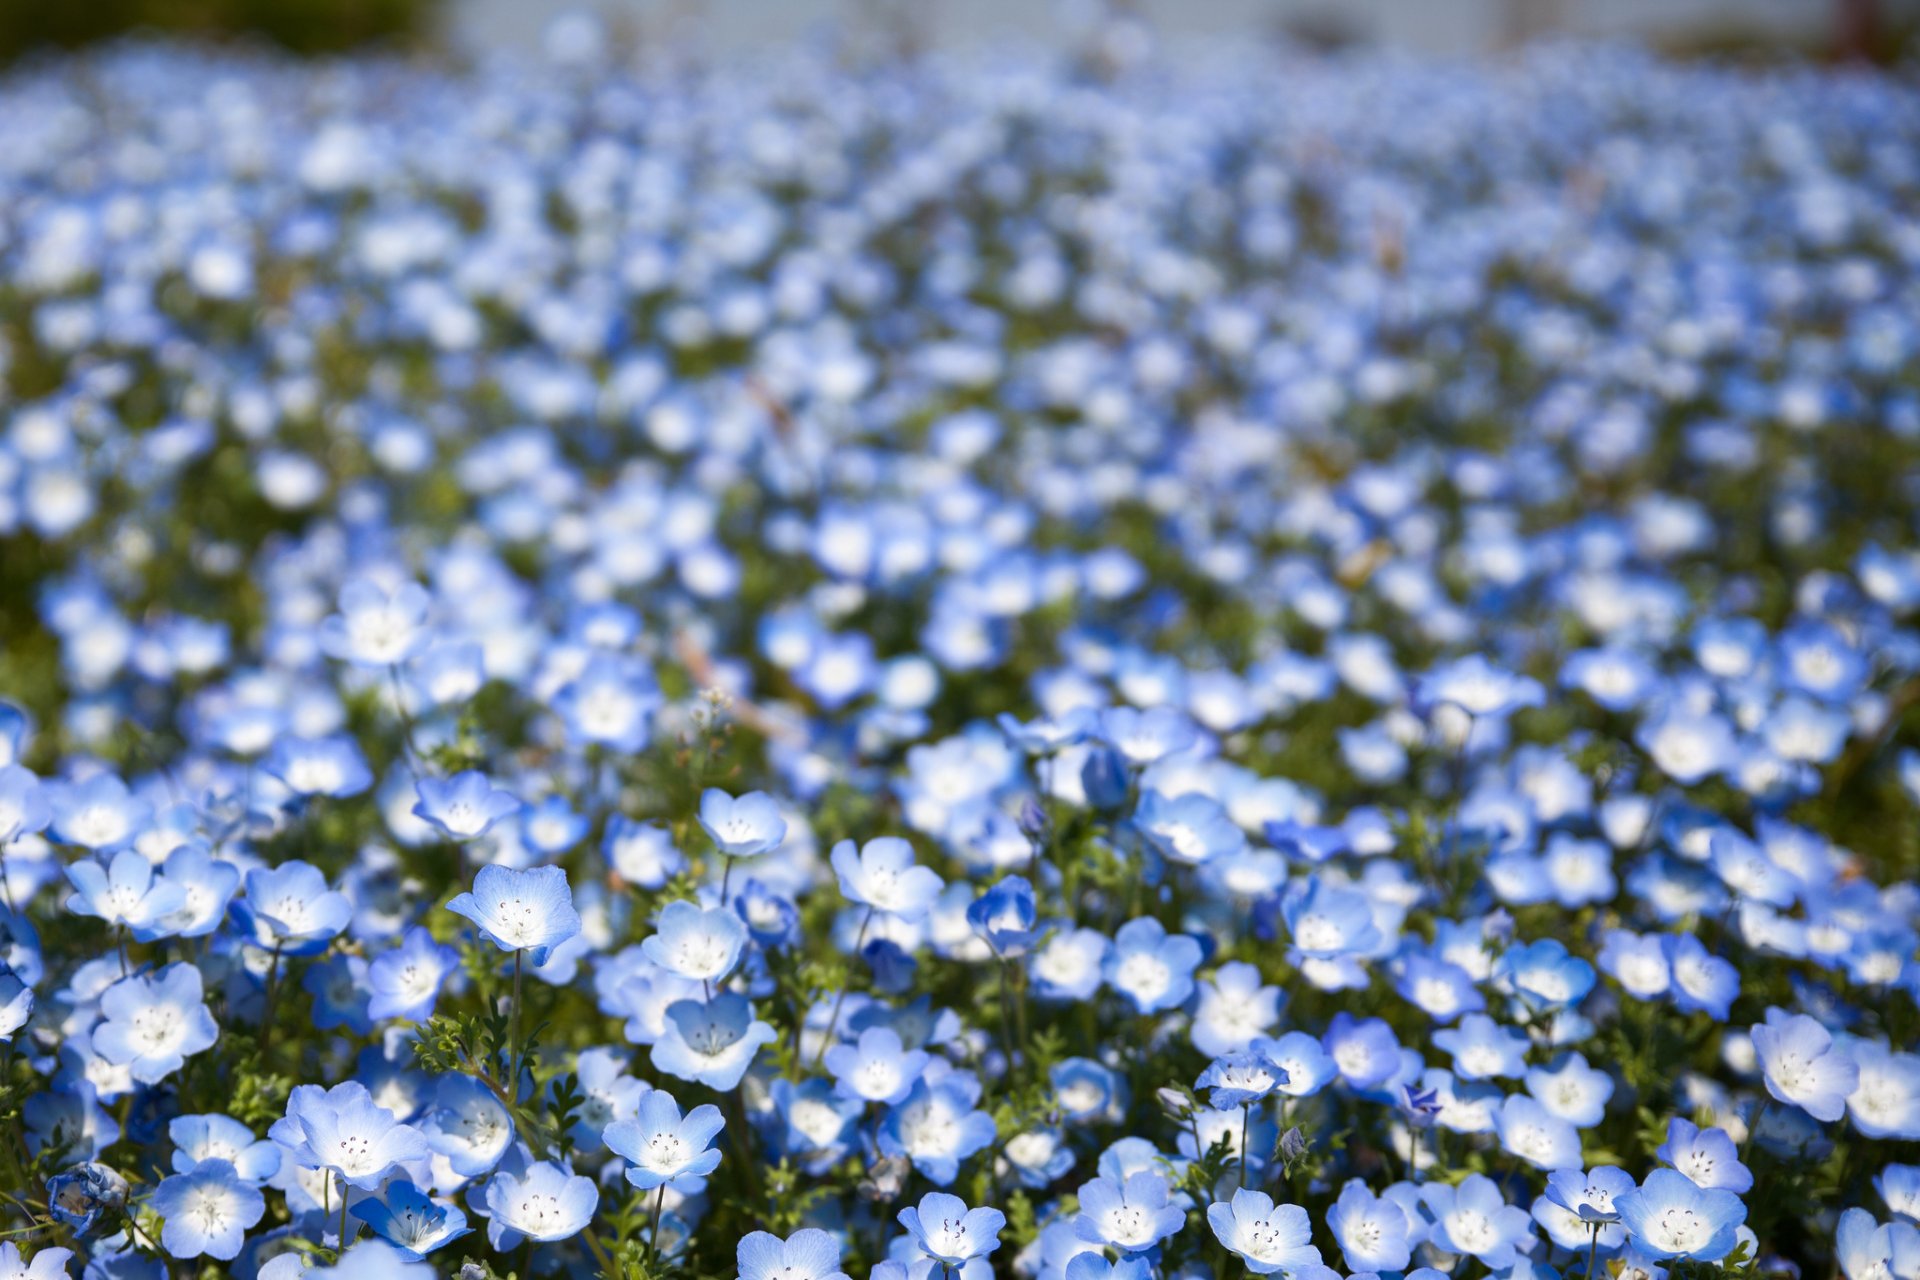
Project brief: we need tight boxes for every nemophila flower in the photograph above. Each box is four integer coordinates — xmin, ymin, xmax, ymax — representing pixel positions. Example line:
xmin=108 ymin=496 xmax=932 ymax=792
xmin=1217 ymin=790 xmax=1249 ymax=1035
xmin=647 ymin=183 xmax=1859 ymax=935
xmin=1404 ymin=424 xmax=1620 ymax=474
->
xmin=154 ymin=843 xmax=239 ymax=938
xmin=1432 ymin=1013 xmax=1530 ymax=1080
xmin=651 ymin=993 xmax=777 ymax=1090
xmin=552 ymin=654 xmax=662 ymax=753
xmin=605 ymin=1088 xmax=725 ymax=1190
xmin=738 ymin=1229 xmax=852 ymax=1280
xmin=1207 ymin=1189 xmax=1321 ymax=1274
xmin=1321 ymin=1013 xmax=1402 ymax=1091
xmin=1598 ymin=929 xmax=1671 ymax=1000
xmin=1750 ymin=1007 xmax=1859 ymax=1122
xmin=1421 ymin=1173 xmax=1533 ymax=1268
xmin=1847 ymin=1041 xmax=1920 ymax=1140
xmin=604 ymin=818 xmax=686 ymax=889
xmin=643 ymin=900 xmax=749 ymax=984
xmin=479 ymin=1161 xmax=598 ymax=1247
xmin=354 ymin=1179 xmax=471 ymax=1260
xmin=446 ymin=864 xmax=581 ymax=966
xmin=1031 ymin=927 xmax=1111 ymax=1002
xmin=263 ymin=734 xmax=373 ymax=798
xmin=1195 ymin=1051 xmax=1287 ymax=1110
xmin=518 ymin=794 xmax=590 ymax=856
xmin=1075 ymin=1171 xmax=1185 ymax=1253
xmin=92 ymin=963 xmax=217 ymax=1085
xmin=0 ymin=765 xmax=50 ymax=843
xmin=1662 ymin=934 xmax=1740 ymax=1021
xmin=170 ymin=1114 xmax=280 ymax=1184
xmin=1416 ymin=655 xmax=1545 ymax=720
xmin=1135 ymin=790 xmax=1246 ymax=866
xmin=1544 ymin=1165 xmax=1635 ymax=1230
xmin=768 ymin=1078 xmax=862 ymax=1174
xmin=366 ymin=926 xmax=460 ymax=1023
xmin=44 ymin=1161 xmax=127 ymax=1235
xmin=1615 ymin=1168 xmax=1746 ymax=1261
xmin=831 ymin=837 xmax=944 ymax=919
xmin=1875 ymin=1163 xmax=1920 ymax=1222
xmin=1655 ymin=1118 xmax=1751 ymax=1192
xmin=319 ymin=578 xmax=432 ymax=667
xmin=238 ymin=861 xmax=352 ymax=954
xmin=150 ymin=1158 xmax=267 ymax=1261
xmin=1524 ymin=1052 xmax=1614 ymax=1127
xmin=412 ymin=771 xmax=520 ymax=840
xmin=1329 ymin=1178 xmax=1414 ymax=1272
xmin=967 ymin=876 xmax=1039 ymax=957
xmin=421 ymin=1074 xmax=514 ymax=1178
xmin=1250 ymin=1032 xmax=1337 ymax=1098
xmin=879 ymin=1077 xmax=1000 ymax=1186
xmin=268 ymin=1081 xmax=430 ymax=1190
xmin=1636 ymin=709 xmax=1738 ymax=786
xmin=1495 ymin=1094 xmax=1584 ymax=1171
xmin=1104 ymin=917 xmax=1202 ymax=1014
xmin=63 ymin=847 xmax=184 ymax=938
xmin=999 ymin=1126 xmax=1076 ymax=1189
xmin=1280 ymin=877 xmax=1381 ymax=962
xmin=1495 ymin=938 xmax=1596 ymax=1012
xmin=697 ymin=789 xmax=787 ymax=858
xmin=898 ymin=1191 xmax=1006 ymax=1267
xmin=1100 ymin=706 xmax=1197 ymax=768
xmin=303 ymin=952 xmax=372 ymax=1034
xmin=44 ymin=773 xmax=150 ymax=851
xmin=1191 ymin=962 xmax=1282 ymax=1057
xmin=827 ymin=1025 xmax=930 ymax=1106
xmin=1835 ymin=1208 xmax=1920 ymax=1280
xmin=1402 ymin=954 xmax=1489 ymax=1025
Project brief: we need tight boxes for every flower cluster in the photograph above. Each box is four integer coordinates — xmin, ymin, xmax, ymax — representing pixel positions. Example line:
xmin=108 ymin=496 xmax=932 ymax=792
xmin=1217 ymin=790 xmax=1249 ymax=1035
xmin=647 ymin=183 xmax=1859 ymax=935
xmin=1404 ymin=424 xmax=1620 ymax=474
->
xmin=0 ymin=15 xmax=1915 ymax=1280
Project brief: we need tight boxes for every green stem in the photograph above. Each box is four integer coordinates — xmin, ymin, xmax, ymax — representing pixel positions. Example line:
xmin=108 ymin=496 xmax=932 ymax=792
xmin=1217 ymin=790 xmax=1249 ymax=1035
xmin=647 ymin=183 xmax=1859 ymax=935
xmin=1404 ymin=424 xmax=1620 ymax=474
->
xmin=509 ymin=949 xmax=525 ymax=1096
xmin=1239 ymin=1104 xmax=1251 ymax=1189
xmin=337 ymin=1173 xmax=350 ymax=1252
xmin=1586 ymin=1223 xmax=1601 ymax=1280
xmin=810 ymin=907 xmax=873 ymax=1070
xmin=644 ymin=1183 xmax=665 ymax=1263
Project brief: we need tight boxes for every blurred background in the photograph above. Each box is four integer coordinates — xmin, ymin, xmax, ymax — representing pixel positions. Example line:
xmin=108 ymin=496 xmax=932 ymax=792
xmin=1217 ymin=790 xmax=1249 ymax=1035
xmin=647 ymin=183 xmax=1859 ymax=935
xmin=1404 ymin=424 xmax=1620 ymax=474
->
xmin=0 ymin=0 xmax=1916 ymax=61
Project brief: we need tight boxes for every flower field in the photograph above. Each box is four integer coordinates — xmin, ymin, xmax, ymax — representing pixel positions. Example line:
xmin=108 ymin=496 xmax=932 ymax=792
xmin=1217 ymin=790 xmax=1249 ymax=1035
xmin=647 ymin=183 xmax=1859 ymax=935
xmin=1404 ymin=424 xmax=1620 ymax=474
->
xmin=0 ymin=29 xmax=1917 ymax=1280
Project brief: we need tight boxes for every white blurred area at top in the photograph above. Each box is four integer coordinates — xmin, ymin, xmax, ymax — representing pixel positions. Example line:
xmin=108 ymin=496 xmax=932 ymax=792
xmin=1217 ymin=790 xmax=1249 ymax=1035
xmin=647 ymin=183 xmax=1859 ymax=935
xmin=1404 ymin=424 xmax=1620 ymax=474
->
xmin=455 ymin=0 xmax=1864 ymax=64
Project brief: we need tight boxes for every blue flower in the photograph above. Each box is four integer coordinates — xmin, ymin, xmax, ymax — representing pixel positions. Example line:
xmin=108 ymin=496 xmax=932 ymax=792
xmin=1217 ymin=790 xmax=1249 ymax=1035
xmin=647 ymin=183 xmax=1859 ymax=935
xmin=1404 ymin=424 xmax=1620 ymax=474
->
xmin=1615 ymin=1167 xmax=1746 ymax=1261
xmin=267 ymin=1081 xmax=430 ymax=1190
xmin=1328 ymin=1178 xmax=1413 ymax=1272
xmin=150 ymin=1158 xmax=266 ymax=1261
xmin=446 ymin=863 xmax=582 ymax=966
xmin=1134 ymin=790 xmax=1246 ymax=866
xmin=318 ymin=578 xmax=432 ymax=667
xmin=1194 ymin=1051 xmax=1288 ymax=1110
xmin=420 ymin=1074 xmax=514 ymax=1179
xmin=651 ymin=993 xmax=777 ymax=1091
xmin=1494 ymin=938 xmax=1596 ymax=1012
xmin=63 ymin=847 xmax=185 ymax=939
xmin=604 ymin=1089 xmax=726 ymax=1190
xmin=238 ymin=861 xmax=352 ymax=955
xmin=1432 ymin=1013 xmax=1531 ymax=1080
xmin=826 ymin=1025 xmax=930 ymax=1106
xmin=1656 ymin=1117 xmax=1752 ymax=1192
xmin=878 ymin=1078 xmax=999 ymax=1186
xmin=1103 ymin=917 xmax=1202 ymax=1014
xmin=1279 ymin=877 xmax=1381 ymax=961
xmin=45 ymin=1161 xmax=128 ymax=1236
xmin=642 ymin=899 xmax=749 ymax=984
xmin=353 ymin=1178 xmax=471 ymax=1259
xmin=1750 ymin=1006 xmax=1858 ymax=1122
xmin=1075 ymin=1170 xmax=1185 ymax=1252
xmin=967 ymin=875 xmax=1039 ymax=957
xmin=738 ymin=1229 xmax=852 ymax=1280
xmin=412 ymin=770 xmax=521 ymax=841
xmin=169 ymin=1114 xmax=280 ymax=1183
xmin=262 ymin=734 xmax=373 ymax=798
xmin=1495 ymin=1094 xmax=1583 ymax=1171
xmin=92 ymin=963 xmax=218 ymax=1085
xmin=366 ymin=926 xmax=460 ymax=1023
xmin=1662 ymin=933 xmax=1740 ymax=1021
xmin=1206 ymin=1188 xmax=1320 ymax=1274
xmin=479 ymin=1160 xmax=598 ymax=1247
xmin=897 ymin=1191 xmax=1007 ymax=1266
xmin=831 ymin=837 xmax=945 ymax=920
xmin=44 ymin=773 xmax=151 ymax=851
xmin=1420 ymin=1173 xmax=1533 ymax=1268
xmin=697 ymin=788 xmax=788 ymax=858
